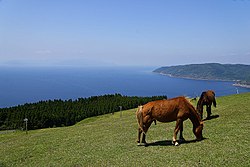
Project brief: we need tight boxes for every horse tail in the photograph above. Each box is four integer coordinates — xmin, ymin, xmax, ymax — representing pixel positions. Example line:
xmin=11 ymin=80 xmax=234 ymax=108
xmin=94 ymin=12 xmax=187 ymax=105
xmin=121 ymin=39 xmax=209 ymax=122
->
xmin=136 ymin=106 xmax=145 ymax=133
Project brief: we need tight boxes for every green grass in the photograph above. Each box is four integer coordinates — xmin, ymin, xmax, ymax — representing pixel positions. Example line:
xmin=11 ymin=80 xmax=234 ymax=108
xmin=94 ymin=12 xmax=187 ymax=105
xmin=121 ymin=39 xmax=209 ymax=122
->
xmin=1 ymin=93 xmax=250 ymax=167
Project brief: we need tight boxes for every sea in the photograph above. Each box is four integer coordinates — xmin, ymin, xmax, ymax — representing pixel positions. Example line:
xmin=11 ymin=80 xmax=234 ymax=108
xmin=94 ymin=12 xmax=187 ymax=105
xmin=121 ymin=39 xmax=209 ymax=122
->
xmin=0 ymin=66 xmax=249 ymax=108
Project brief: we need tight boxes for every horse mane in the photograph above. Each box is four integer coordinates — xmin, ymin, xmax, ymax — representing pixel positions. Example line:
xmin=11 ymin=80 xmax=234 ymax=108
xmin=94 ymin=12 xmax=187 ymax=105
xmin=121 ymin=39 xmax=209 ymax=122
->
xmin=186 ymin=98 xmax=204 ymax=139
xmin=200 ymin=91 xmax=207 ymax=100
xmin=184 ymin=97 xmax=202 ymax=122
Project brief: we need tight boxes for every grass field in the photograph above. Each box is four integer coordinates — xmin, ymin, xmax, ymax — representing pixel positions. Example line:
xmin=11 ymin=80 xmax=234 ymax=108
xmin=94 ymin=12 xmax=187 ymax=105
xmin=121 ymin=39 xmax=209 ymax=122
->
xmin=1 ymin=93 xmax=250 ymax=167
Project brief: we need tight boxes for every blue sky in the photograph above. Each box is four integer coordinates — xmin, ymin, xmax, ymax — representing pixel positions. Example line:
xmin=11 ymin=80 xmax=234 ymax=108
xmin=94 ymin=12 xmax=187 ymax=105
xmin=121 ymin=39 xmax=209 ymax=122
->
xmin=0 ymin=0 xmax=250 ymax=67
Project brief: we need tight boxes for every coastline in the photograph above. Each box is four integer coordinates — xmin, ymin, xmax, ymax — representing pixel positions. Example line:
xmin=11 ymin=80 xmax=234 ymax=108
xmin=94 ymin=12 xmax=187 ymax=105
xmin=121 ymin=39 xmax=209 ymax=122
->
xmin=233 ymin=83 xmax=250 ymax=89
xmin=155 ymin=72 xmax=250 ymax=88
xmin=155 ymin=72 xmax=232 ymax=82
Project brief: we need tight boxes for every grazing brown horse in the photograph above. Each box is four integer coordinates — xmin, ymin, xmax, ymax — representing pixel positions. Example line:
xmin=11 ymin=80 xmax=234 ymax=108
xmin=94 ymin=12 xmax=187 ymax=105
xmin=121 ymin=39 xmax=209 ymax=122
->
xmin=197 ymin=90 xmax=217 ymax=120
xmin=136 ymin=96 xmax=203 ymax=146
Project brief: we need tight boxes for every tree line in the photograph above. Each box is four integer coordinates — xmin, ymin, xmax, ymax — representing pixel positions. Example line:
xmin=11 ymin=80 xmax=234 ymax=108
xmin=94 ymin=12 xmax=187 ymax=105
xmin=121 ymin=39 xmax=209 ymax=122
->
xmin=0 ymin=94 xmax=166 ymax=130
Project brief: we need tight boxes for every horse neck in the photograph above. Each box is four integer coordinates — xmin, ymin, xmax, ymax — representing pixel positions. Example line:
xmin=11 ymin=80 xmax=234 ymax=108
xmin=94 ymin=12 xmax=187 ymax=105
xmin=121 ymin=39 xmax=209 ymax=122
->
xmin=197 ymin=92 xmax=206 ymax=107
xmin=197 ymin=98 xmax=202 ymax=109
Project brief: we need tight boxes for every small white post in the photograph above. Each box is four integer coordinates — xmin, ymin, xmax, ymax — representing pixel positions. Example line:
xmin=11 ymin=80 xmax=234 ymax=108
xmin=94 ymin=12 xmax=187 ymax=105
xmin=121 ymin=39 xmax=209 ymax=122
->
xmin=119 ymin=106 xmax=122 ymax=118
xmin=24 ymin=118 xmax=28 ymax=134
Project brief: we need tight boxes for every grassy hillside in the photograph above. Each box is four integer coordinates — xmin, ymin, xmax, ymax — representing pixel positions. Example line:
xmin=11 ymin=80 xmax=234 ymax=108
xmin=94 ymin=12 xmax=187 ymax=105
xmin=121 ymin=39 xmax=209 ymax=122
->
xmin=1 ymin=93 xmax=250 ymax=167
xmin=154 ymin=63 xmax=250 ymax=85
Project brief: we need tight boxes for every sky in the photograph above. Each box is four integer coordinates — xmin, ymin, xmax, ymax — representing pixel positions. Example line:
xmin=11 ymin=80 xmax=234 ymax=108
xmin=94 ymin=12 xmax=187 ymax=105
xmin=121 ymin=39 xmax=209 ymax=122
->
xmin=0 ymin=0 xmax=250 ymax=67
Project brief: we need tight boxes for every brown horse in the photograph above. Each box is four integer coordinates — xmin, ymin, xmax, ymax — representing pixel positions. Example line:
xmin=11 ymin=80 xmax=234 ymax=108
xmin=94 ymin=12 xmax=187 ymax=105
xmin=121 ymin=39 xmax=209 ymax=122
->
xmin=136 ymin=96 xmax=203 ymax=146
xmin=197 ymin=90 xmax=217 ymax=120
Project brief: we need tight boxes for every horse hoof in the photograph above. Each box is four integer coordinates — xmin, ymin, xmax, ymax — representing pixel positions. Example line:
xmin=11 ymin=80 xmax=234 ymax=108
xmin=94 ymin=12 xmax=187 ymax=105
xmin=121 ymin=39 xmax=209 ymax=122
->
xmin=137 ymin=142 xmax=147 ymax=146
xmin=172 ymin=141 xmax=179 ymax=146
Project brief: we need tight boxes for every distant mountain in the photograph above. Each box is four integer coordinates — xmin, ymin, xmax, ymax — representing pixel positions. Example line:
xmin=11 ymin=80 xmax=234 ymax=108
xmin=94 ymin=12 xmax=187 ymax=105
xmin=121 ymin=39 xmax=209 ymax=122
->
xmin=153 ymin=63 xmax=250 ymax=87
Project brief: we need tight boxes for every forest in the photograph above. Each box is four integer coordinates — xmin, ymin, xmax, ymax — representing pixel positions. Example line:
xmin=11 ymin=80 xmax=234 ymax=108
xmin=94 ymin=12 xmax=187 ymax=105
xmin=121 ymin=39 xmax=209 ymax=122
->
xmin=0 ymin=94 xmax=165 ymax=130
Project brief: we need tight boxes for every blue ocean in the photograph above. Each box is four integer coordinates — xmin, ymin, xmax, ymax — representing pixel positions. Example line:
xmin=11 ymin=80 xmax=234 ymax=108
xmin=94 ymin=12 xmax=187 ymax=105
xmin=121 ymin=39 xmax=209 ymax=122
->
xmin=0 ymin=66 xmax=249 ymax=108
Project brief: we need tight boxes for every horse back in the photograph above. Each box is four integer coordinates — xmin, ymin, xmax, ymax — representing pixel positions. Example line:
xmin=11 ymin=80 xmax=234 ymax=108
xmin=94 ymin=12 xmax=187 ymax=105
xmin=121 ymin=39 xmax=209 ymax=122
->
xmin=206 ymin=90 xmax=216 ymax=107
xmin=142 ymin=97 xmax=191 ymax=122
xmin=198 ymin=90 xmax=216 ymax=106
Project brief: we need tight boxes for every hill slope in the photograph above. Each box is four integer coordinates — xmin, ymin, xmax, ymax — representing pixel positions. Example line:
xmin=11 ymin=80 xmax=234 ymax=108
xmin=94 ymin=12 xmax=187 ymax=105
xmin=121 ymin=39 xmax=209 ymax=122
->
xmin=1 ymin=93 xmax=250 ymax=166
xmin=154 ymin=63 xmax=250 ymax=86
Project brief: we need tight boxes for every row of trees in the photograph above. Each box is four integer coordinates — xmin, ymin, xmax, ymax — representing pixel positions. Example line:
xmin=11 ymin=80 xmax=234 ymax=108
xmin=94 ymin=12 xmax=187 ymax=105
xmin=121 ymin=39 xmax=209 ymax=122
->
xmin=0 ymin=94 xmax=166 ymax=130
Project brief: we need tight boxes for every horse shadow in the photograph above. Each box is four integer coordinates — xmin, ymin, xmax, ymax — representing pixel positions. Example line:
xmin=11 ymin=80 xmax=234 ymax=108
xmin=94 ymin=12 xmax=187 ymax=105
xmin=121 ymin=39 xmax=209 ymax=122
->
xmin=145 ymin=138 xmax=207 ymax=147
xmin=202 ymin=114 xmax=219 ymax=121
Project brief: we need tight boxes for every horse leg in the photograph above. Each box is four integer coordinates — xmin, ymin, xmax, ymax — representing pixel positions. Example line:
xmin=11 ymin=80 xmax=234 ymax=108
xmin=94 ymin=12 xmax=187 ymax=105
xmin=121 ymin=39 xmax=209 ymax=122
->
xmin=137 ymin=128 xmax=142 ymax=144
xmin=179 ymin=121 xmax=185 ymax=143
xmin=172 ymin=119 xmax=181 ymax=146
xmin=141 ymin=133 xmax=147 ymax=145
xmin=207 ymin=105 xmax=211 ymax=119
xmin=137 ymin=128 xmax=147 ymax=146
xmin=140 ymin=121 xmax=154 ymax=146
